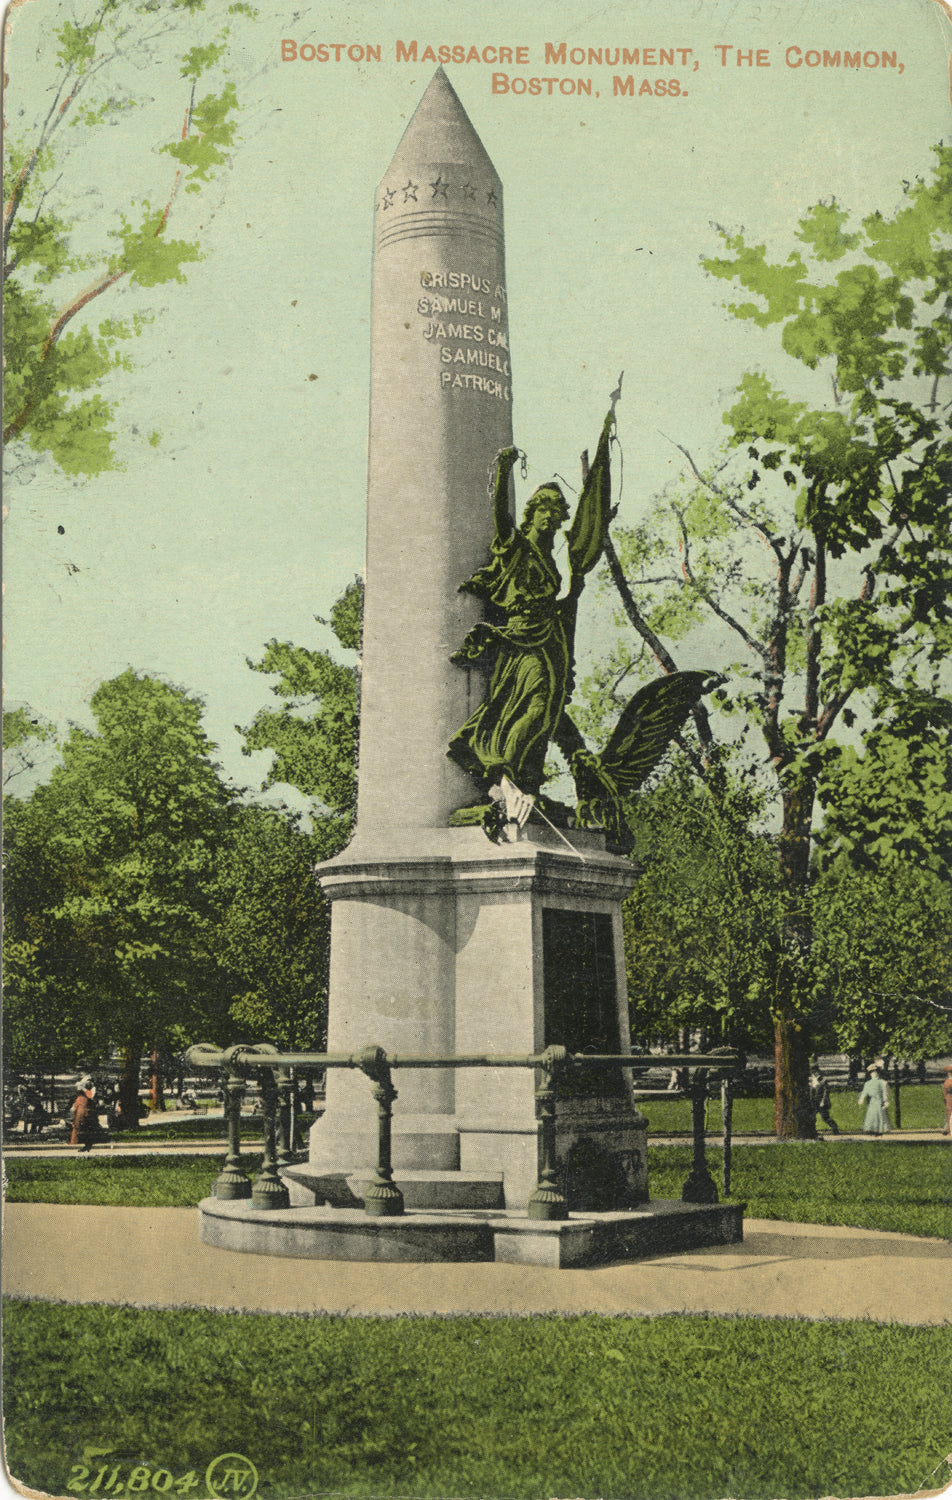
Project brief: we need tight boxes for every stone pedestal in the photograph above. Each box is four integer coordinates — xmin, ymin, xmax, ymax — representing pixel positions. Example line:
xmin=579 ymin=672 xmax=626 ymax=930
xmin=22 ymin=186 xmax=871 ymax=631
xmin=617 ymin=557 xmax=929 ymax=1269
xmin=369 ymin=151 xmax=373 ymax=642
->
xmin=309 ymin=824 xmax=647 ymax=1209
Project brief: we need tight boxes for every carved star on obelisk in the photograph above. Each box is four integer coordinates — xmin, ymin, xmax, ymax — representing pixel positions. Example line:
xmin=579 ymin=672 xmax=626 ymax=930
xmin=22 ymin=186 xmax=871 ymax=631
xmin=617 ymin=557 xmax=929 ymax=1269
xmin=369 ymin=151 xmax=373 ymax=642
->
xmin=486 ymin=186 xmax=497 ymax=206
xmin=461 ymin=182 xmax=477 ymax=201
xmin=381 ymin=187 xmax=396 ymax=210
xmin=429 ymin=175 xmax=449 ymax=199
xmin=402 ymin=180 xmax=419 ymax=202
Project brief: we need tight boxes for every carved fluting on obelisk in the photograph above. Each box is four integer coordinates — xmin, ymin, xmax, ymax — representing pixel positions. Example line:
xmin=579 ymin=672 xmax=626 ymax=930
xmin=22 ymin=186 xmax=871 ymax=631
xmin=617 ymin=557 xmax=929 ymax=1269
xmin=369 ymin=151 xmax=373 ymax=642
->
xmin=357 ymin=67 xmax=514 ymax=835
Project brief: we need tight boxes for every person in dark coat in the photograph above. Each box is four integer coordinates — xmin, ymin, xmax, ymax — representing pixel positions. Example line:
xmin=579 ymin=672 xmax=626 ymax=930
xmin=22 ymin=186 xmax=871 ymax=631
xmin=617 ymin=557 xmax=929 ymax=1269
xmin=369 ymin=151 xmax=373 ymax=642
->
xmin=70 ymin=1076 xmax=98 ymax=1152
xmin=809 ymin=1068 xmax=840 ymax=1134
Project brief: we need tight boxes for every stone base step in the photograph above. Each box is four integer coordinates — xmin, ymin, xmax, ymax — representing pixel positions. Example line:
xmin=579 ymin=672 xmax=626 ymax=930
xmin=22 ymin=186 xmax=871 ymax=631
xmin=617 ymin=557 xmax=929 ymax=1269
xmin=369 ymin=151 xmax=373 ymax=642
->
xmin=198 ymin=1196 xmax=744 ymax=1268
xmin=282 ymin=1165 xmax=505 ymax=1211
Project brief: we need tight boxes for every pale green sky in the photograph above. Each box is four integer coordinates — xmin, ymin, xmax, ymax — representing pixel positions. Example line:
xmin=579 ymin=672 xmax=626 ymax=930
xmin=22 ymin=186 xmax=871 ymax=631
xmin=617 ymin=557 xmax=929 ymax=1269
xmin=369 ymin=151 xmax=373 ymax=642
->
xmin=4 ymin=0 xmax=950 ymax=796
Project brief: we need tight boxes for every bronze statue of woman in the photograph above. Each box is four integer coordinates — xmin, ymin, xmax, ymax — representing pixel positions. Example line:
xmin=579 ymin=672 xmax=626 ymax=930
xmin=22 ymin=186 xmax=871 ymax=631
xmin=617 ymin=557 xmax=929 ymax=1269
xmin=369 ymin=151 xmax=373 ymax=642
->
xmin=447 ymin=406 xmax=616 ymax=807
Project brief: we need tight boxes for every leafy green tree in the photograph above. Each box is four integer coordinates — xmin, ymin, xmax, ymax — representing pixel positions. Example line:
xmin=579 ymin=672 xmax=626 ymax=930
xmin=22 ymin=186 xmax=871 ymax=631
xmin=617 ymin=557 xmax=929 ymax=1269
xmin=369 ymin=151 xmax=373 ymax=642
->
xmin=2 ymin=789 xmax=105 ymax=1079
xmin=238 ymin=578 xmax=362 ymax=836
xmin=2 ymin=670 xmax=235 ymax=1125
xmin=3 ymin=707 xmax=58 ymax=790
xmin=215 ymin=803 xmax=337 ymax=1052
xmin=3 ymin=0 xmax=251 ymax=479
xmin=815 ymin=694 xmax=952 ymax=879
xmin=623 ymin=760 xmax=785 ymax=1057
xmin=596 ymin=145 xmax=952 ymax=1134
xmin=812 ymin=859 xmax=952 ymax=1065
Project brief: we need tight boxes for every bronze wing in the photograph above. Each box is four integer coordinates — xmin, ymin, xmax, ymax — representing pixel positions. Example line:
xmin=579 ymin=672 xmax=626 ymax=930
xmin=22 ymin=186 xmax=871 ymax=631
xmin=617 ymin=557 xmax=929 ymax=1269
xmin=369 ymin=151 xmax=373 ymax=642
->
xmin=597 ymin=670 xmax=714 ymax=793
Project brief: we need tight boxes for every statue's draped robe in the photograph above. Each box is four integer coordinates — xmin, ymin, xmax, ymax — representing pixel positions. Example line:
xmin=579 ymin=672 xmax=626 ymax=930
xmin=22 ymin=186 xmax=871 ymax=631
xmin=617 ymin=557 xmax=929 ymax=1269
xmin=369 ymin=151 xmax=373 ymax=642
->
xmin=448 ymin=410 xmax=614 ymax=796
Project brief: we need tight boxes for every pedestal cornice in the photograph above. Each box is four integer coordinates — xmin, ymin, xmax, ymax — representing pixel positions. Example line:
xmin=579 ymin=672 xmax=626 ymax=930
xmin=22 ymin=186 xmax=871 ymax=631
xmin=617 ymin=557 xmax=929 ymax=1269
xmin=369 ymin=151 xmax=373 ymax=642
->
xmin=317 ymin=825 xmax=638 ymax=904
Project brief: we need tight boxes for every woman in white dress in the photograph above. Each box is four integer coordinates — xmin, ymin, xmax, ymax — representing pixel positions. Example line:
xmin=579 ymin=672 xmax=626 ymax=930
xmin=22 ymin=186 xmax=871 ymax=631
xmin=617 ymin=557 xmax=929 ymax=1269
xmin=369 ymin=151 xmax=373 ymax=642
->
xmin=858 ymin=1065 xmax=890 ymax=1135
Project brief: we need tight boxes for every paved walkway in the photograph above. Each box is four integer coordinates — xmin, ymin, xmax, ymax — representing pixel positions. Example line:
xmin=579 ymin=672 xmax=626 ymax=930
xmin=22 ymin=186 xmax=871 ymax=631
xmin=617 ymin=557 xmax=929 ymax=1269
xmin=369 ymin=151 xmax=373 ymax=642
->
xmin=3 ymin=1201 xmax=949 ymax=1324
xmin=3 ymin=1128 xmax=947 ymax=1156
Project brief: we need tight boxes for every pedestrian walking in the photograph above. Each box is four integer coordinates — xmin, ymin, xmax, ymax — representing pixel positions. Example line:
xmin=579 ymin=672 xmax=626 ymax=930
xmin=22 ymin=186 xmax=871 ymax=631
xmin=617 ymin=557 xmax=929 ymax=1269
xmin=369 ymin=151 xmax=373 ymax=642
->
xmin=810 ymin=1068 xmax=840 ymax=1133
xmin=942 ymin=1064 xmax=952 ymax=1135
xmin=69 ymin=1076 xmax=99 ymax=1153
xmin=858 ymin=1064 xmax=890 ymax=1135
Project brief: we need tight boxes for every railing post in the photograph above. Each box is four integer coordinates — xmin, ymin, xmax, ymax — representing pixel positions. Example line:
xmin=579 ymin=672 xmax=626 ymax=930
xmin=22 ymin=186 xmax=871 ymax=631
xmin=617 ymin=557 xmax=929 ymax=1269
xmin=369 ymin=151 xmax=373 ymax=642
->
xmin=251 ymin=1047 xmax=290 ymax=1210
xmin=358 ymin=1046 xmax=404 ymax=1217
xmin=681 ymin=1067 xmax=719 ymax=1204
xmin=212 ymin=1048 xmax=252 ymax=1201
xmin=527 ymin=1046 xmax=569 ymax=1221
xmin=276 ymin=1065 xmax=293 ymax=1168
xmin=721 ymin=1076 xmax=733 ymax=1198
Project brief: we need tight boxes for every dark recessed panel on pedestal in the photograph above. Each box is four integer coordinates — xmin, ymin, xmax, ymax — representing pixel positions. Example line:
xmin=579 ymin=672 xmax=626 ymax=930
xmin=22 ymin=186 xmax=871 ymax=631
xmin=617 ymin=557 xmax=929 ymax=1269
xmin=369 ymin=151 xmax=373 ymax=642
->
xmin=542 ymin=909 xmax=625 ymax=1096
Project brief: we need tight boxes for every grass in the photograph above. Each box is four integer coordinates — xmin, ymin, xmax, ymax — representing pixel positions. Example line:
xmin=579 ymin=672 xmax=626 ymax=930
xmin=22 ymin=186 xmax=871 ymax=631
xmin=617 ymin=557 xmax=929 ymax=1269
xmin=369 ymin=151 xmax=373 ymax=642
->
xmin=4 ymin=1299 xmax=951 ymax=1500
xmin=5 ymin=1140 xmax=951 ymax=1237
xmin=639 ymin=1081 xmax=945 ymax=1134
xmin=2 ymin=1152 xmax=262 ymax=1207
xmin=650 ymin=1142 xmax=952 ymax=1239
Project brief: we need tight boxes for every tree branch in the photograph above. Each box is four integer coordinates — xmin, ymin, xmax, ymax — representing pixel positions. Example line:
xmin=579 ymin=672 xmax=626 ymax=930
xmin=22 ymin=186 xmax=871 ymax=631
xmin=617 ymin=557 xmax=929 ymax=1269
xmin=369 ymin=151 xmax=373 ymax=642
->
xmin=798 ymin=518 xmax=825 ymax=737
xmin=3 ymin=34 xmax=116 ymax=258
xmin=4 ymin=4 xmax=201 ymax=259
xmin=666 ymin=433 xmax=792 ymax=569
xmin=789 ymin=548 xmax=811 ymax=604
xmin=4 ymin=61 xmax=202 ymax=448
xmin=2 ymin=266 xmax=128 ymax=444
xmin=602 ymin=532 xmax=717 ymax=756
xmin=671 ymin=502 xmax=772 ymax=668
xmin=814 ymin=520 xmax=903 ymax=742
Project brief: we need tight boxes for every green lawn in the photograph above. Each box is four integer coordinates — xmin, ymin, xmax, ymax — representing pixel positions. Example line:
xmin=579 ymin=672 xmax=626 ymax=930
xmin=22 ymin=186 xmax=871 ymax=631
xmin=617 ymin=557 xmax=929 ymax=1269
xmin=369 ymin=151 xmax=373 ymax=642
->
xmin=650 ymin=1142 xmax=952 ymax=1239
xmin=5 ymin=1140 xmax=950 ymax=1237
xmin=3 ymin=1152 xmax=263 ymax=1207
xmin=4 ymin=1299 xmax=950 ymax=1500
xmin=638 ymin=1081 xmax=945 ymax=1134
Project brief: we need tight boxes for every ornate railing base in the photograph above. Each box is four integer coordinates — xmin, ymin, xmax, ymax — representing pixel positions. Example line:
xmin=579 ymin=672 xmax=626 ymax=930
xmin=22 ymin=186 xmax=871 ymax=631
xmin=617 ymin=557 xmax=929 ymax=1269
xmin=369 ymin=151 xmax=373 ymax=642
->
xmin=526 ymin=1187 xmax=569 ymax=1222
xmin=680 ymin=1172 xmax=720 ymax=1205
xmin=362 ymin=1178 xmax=406 ymax=1217
xmin=213 ymin=1165 xmax=252 ymax=1201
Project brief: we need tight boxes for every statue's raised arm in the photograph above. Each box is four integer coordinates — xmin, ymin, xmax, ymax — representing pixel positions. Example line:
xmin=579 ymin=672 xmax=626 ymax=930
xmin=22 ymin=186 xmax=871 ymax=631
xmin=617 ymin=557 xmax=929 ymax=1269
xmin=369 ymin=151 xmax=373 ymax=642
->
xmin=491 ymin=445 xmax=521 ymax=541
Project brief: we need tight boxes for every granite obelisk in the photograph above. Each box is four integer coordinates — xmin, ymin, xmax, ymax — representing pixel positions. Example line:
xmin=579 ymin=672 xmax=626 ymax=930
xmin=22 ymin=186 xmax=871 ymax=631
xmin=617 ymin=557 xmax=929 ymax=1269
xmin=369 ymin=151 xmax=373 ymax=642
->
xmin=310 ymin=72 xmax=646 ymax=1211
xmin=359 ymin=67 xmax=513 ymax=834
xmin=309 ymin=70 xmax=515 ymax=1174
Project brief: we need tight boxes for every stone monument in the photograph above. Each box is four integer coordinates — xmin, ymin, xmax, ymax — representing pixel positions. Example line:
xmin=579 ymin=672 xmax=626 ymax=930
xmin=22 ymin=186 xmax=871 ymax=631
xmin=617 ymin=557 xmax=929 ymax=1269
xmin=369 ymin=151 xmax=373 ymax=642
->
xmin=307 ymin=68 xmax=689 ymax=1212
xmin=196 ymin=69 xmax=744 ymax=1264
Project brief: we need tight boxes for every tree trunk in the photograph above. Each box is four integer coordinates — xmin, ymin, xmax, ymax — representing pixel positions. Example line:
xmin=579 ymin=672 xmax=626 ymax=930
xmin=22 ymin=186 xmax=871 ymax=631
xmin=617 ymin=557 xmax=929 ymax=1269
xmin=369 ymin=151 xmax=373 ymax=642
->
xmin=773 ymin=1011 xmax=816 ymax=1137
xmin=149 ymin=1049 xmax=166 ymax=1112
xmin=774 ymin=772 xmax=818 ymax=1138
xmin=116 ymin=1044 xmax=142 ymax=1131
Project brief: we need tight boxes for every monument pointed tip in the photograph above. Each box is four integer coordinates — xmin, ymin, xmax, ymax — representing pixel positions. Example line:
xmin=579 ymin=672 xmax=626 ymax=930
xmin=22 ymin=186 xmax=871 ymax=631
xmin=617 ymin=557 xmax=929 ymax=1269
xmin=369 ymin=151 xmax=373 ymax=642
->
xmin=384 ymin=65 xmax=498 ymax=180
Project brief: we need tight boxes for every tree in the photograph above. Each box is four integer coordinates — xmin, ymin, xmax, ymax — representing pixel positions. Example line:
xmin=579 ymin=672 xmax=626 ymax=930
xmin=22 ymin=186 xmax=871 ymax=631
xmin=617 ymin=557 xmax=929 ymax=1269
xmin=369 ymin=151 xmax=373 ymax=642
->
xmin=215 ymin=802 xmax=338 ymax=1052
xmin=3 ymin=0 xmax=251 ymax=479
xmin=2 ymin=789 xmax=106 ymax=1079
xmin=2 ymin=670 xmax=236 ymax=1125
xmin=238 ymin=577 xmax=362 ymax=838
xmin=3 ymin=707 xmax=58 ymax=790
xmin=814 ymin=693 xmax=952 ymax=879
xmin=812 ymin=858 xmax=952 ymax=1065
xmin=622 ymin=760 xmax=784 ymax=1058
xmin=595 ymin=145 xmax=952 ymax=1134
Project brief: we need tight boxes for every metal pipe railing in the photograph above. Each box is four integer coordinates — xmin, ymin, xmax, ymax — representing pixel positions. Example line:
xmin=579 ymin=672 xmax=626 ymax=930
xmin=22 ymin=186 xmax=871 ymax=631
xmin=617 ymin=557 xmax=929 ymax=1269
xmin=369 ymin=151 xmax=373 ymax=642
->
xmin=185 ymin=1042 xmax=744 ymax=1221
